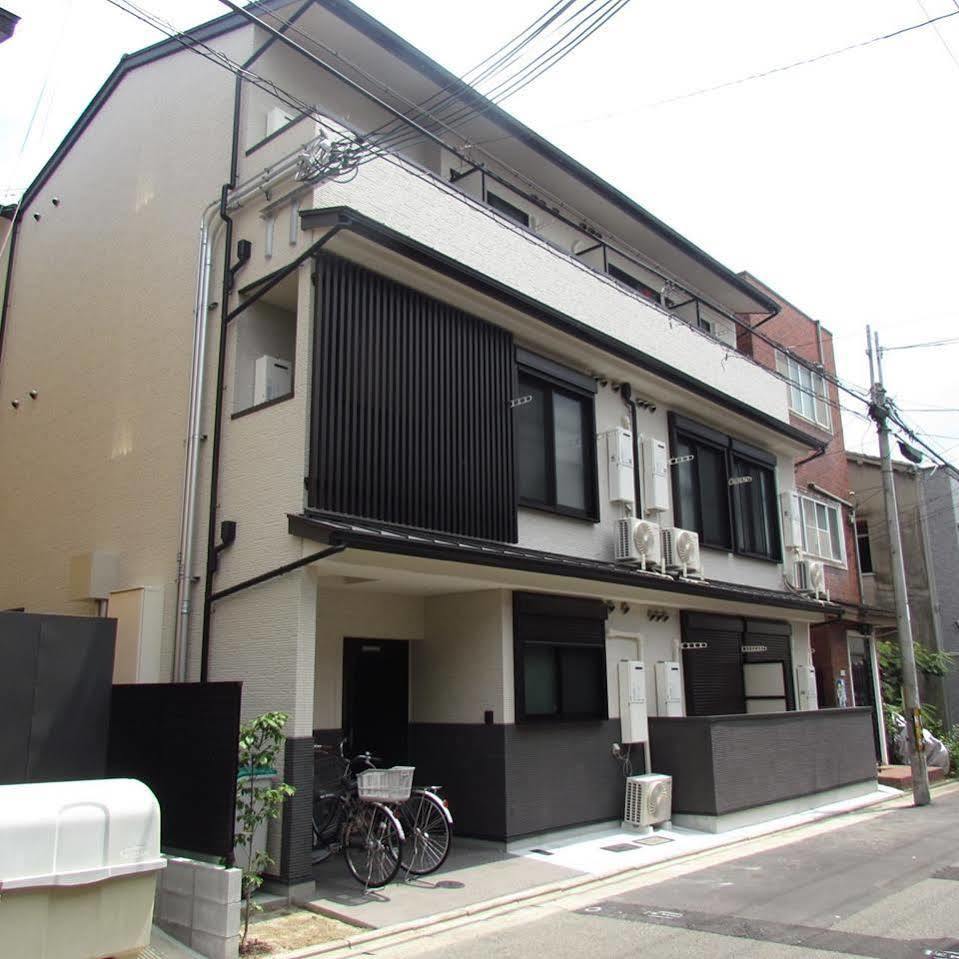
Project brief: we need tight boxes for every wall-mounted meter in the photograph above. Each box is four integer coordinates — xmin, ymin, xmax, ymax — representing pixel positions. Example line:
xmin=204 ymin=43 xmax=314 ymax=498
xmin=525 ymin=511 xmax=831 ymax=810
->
xmin=655 ymin=661 xmax=683 ymax=717
xmin=795 ymin=665 xmax=818 ymax=711
xmin=642 ymin=436 xmax=669 ymax=514
xmin=606 ymin=427 xmax=634 ymax=506
xmin=618 ymin=660 xmax=648 ymax=744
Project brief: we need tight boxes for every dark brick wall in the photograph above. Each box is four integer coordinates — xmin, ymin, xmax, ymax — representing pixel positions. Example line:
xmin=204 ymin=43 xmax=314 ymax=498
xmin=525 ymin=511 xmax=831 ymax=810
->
xmin=278 ymin=736 xmax=316 ymax=885
xmin=409 ymin=720 xmax=642 ymax=841
xmin=505 ymin=719 xmax=640 ymax=839
xmin=650 ymin=708 xmax=876 ymax=817
xmin=409 ymin=722 xmax=507 ymax=839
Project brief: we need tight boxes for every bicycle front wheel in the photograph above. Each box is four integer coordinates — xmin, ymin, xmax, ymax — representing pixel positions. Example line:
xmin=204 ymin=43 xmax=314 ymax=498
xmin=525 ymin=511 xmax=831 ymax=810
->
xmin=398 ymin=791 xmax=452 ymax=876
xmin=343 ymin=803 xmax=403 ymax=888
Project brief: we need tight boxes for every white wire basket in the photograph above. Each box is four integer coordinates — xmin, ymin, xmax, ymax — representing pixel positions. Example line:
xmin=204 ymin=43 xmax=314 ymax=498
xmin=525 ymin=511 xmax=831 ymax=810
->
xmin=356 ymin=766 xmax=415 ymax=803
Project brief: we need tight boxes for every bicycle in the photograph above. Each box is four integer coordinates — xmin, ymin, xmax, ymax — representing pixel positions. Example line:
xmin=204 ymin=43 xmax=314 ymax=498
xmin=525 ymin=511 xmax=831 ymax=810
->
xmin=394 ymin=785 xmax=453 ymax=877
xmin=311 ymin=743 xmax=406 ymax=889
xmin=351 ymin=751 xmax=453 ymax=876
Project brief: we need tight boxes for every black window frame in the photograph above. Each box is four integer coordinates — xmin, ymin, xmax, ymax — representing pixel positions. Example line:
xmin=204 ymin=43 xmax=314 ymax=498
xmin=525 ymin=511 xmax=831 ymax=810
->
xmin=669 ymin=413 xmax=781 ymax=562
xmin=513 ymin=593 xmax=609 ymax=724
xmin=515 ymin=350 xmax=600 ymax=522
xmin=486 ymin=190 xmax=530 ymax=227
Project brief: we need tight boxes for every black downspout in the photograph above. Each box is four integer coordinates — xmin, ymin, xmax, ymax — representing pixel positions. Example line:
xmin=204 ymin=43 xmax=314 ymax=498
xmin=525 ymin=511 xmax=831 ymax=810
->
xmin=198 ymin=0 xmax=328 ymax=683
xmin=0 ymin=213 xmax=21 ymax=385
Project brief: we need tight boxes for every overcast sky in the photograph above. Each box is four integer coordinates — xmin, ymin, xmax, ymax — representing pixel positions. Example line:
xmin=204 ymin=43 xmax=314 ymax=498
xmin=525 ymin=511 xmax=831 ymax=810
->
xmin=2 ymin=0 xmax=957 ymax=470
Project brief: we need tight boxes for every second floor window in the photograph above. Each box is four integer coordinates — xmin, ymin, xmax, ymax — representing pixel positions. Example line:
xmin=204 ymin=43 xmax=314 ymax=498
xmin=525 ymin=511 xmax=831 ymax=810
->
xmin=856 ymin=518 xmax=874 ymax=574
xmin=670 ymin=414 xmax=781 ymax=562
xmin=776 ymin=351 xmax=832 ymax=431
xmin=516 ymin=351 xmax=598 ymax=521
xmin=794 ymin=493 xmax=846 ymax=565
xmin=487 ymin=191 xmax=530 ymax=227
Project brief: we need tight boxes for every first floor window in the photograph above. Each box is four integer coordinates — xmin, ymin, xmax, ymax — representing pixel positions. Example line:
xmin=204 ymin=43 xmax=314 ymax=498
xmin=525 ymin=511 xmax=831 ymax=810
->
xmin=516 ymin=355 xmax=598 ymax=520
xmin=514 ymin=593 xmax=608 ymax=722
xmin=670 ymin=415 xmax=781 ymax=561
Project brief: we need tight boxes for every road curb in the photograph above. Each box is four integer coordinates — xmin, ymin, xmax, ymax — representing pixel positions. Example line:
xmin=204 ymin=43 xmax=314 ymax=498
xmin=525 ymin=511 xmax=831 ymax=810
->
xmin=284 ymin=781 xmax=959 ymax=958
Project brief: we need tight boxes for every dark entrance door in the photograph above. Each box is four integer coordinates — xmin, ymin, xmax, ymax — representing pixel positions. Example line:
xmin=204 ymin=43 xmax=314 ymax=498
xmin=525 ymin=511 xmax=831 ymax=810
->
xmin=342 ymin=638 xmax=409 ymax=766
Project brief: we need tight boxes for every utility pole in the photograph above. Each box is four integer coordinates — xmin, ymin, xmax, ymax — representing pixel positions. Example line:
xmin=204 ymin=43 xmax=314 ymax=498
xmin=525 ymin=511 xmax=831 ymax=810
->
xmin=867 ymin=326 xmax=930 ymax=806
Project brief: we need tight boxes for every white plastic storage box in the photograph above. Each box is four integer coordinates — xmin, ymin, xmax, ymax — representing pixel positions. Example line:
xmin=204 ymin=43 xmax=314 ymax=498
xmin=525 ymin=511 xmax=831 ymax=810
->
xmin=0 ymin=778 xmax=165 ymax=959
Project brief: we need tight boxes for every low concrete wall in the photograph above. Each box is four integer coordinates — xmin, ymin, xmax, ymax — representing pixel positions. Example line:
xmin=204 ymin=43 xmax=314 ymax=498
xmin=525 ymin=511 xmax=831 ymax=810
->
xmin=649 ymin=707 xmax=877 ymax=817
xmin=155 ymin=856 xmax=242 ymax=959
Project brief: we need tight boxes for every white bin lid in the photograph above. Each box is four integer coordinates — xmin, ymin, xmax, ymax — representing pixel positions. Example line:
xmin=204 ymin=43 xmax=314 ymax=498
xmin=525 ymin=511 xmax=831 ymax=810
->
xmin=0 ymin=779 xmax=165 ymax=891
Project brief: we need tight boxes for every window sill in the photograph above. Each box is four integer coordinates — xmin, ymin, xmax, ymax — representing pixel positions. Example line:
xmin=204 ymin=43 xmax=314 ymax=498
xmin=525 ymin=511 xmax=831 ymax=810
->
xmin=519 ymin=500 xmax=600 ymax=523
xmin=789 ymin=410 xmax=833 ymax=434
xmin=515 ymin=714 xmax=607 ymax=725
xmin=231 ymin=391 xmax=294 ymax=420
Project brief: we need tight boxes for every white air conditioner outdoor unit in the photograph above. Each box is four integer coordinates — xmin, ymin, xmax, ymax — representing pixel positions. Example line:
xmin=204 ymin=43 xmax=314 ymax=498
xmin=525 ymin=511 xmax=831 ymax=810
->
xmin=615 ymin=518 xmax=662 ymax=569
xmin=794 ymin=559 xmax=828 ymax=599
xmin=624 ymin=773 xmax=672 ymax=830
xmin=662 ymin=527 xmax=701 ymax=577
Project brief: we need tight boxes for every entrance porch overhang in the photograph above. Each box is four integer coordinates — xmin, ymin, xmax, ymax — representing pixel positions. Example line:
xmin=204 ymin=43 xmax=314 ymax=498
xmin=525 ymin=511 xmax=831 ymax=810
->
xmin=289 ymin=510 xmax=841 ymax=623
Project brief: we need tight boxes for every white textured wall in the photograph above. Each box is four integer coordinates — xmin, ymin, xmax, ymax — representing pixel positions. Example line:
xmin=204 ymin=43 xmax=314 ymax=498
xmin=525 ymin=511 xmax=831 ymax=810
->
xmin=301 ymin=153 xmax=788 ymax=419
xmin=415 ymin=590 xmax=511 ymax=725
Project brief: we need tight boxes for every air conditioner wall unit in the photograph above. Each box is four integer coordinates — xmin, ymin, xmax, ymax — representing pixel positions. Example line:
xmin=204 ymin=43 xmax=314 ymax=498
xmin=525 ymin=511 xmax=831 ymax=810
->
xmin=662 ymin=527 xmax=702 ymax=577
xmin=623 ymin=774 xmax=672 ymax=830
xmin=794 ymin=558 xmax=828 ymax=600
xmin=615 ymin=518 xmax=662 ymax=570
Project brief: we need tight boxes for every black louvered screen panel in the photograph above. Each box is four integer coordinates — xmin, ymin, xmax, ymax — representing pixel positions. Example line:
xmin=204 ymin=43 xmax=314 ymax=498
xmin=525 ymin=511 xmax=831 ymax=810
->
xmin=682 ymin=613 xmax=746 ymax=717
xmin=310 ymin=254 xmax=516 ymax=542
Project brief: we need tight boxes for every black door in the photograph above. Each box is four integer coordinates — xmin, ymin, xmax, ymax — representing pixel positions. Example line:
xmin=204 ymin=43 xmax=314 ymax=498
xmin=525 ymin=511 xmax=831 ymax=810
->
xmin=342 ymin=638 xmax=409 ymax=766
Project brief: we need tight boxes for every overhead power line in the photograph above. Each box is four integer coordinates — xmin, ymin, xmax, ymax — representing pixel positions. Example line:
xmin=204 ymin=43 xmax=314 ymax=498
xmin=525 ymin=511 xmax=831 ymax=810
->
xmin=880 ymin=335 xmax=959 ymax=351
xmin=98 ymin=0 xmax=890 ymax=439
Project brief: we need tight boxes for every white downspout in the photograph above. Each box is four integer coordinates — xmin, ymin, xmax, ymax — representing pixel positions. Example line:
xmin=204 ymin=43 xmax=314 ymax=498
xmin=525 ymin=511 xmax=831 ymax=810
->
xmin=172 ymin=137 xmax=327 ymax=682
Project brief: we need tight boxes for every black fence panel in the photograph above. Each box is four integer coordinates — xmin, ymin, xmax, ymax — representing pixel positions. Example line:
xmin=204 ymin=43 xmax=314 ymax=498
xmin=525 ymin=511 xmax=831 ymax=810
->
xmin=0 ymin=612 xmax=115 ymax=784
xmin=108 ymin=682 xmax=241 ymax=862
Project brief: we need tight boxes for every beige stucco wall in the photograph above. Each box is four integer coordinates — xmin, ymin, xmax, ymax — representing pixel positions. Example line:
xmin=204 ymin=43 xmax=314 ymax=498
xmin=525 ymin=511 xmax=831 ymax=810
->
xmin=0 ymin=35 xmax=247 ymax=678
xmin=415 ymin=589 xmax=512 ymax=725
xmin=312 ymin=588 xmax=425 ymax=730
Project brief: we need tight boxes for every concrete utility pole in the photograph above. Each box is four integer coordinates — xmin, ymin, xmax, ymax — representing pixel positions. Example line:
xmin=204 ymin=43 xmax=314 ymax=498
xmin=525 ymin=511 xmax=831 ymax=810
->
xmin=867 ymin=326 xmax=930 ymax=806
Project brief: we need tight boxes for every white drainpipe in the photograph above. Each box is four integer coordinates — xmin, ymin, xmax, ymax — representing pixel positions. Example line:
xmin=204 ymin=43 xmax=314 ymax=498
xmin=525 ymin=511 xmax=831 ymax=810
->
xmin=172 ymin=138 xmax=325 ymax=682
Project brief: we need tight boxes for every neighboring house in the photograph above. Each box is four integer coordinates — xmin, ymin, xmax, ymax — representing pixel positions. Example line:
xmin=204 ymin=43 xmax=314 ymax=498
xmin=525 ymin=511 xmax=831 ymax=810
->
xmin=848 ymin=454 xmax=959 ymax=728
xmin=737 ymin=274 xmax=889 ymax=758
xmin=0 ymin=0 xmax=877 ymax=892
xmin=0 ymin=7 xmax=18 ymax=44
xmin=921 ymin=467 xmax=959 ymax=727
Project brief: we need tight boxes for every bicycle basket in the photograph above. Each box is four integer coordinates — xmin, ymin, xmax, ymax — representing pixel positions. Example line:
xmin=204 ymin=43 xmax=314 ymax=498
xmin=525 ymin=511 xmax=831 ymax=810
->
xmin=356 ymin=766 xmax=415 ymax=803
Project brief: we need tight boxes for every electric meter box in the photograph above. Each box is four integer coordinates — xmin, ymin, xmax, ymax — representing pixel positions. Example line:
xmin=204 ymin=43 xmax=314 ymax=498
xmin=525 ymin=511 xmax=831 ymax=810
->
xmin=655 ymin=661 xmax=684 ymax=717
xmin=0 ymin=778 xmax=165 ymax=959
xmin=795 ymin=664 xmax=819 ymax=711
xmin=605 ymin=427 xmax=635 ymax=505
xmin=641 ymin=436 xmax=670 ymax=513
xmin=618 ymin=660 xmax=648 ymax=744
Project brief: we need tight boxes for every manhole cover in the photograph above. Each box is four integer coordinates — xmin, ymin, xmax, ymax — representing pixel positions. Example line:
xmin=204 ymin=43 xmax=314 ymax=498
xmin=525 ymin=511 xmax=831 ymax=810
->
xmin=602 ymin=843 xmax=641 ymax=853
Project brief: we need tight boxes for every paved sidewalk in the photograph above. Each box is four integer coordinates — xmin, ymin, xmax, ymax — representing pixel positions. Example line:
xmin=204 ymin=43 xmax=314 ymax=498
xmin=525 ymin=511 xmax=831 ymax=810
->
xmin=303 ymin=784 xmax=901 ymax=930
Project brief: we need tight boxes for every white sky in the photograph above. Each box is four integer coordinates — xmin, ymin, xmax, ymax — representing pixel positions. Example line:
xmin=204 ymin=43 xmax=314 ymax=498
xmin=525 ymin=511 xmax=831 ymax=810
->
xmin=1 ymin=0 xmax=957 ymax=468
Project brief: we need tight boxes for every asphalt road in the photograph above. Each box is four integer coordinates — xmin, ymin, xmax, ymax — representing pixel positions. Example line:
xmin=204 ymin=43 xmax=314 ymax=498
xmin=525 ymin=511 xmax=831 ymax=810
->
xmin=375 ymin=786 xmax=959 ymax=959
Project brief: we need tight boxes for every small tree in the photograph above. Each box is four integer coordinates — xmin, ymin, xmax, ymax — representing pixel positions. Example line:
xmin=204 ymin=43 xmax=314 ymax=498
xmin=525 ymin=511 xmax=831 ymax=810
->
xmin=236 ymin=711 xmax=295 ymax=953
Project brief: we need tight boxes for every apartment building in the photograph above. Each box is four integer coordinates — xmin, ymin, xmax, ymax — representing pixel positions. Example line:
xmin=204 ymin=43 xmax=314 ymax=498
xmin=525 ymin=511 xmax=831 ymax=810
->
xmin=0 ymin=0 xmax=878 ymax=890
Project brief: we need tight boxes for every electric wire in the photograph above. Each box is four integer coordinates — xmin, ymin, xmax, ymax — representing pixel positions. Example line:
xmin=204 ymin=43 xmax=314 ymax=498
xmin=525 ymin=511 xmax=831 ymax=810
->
xmin=100 ymin=0 xmax=911 ymax=452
